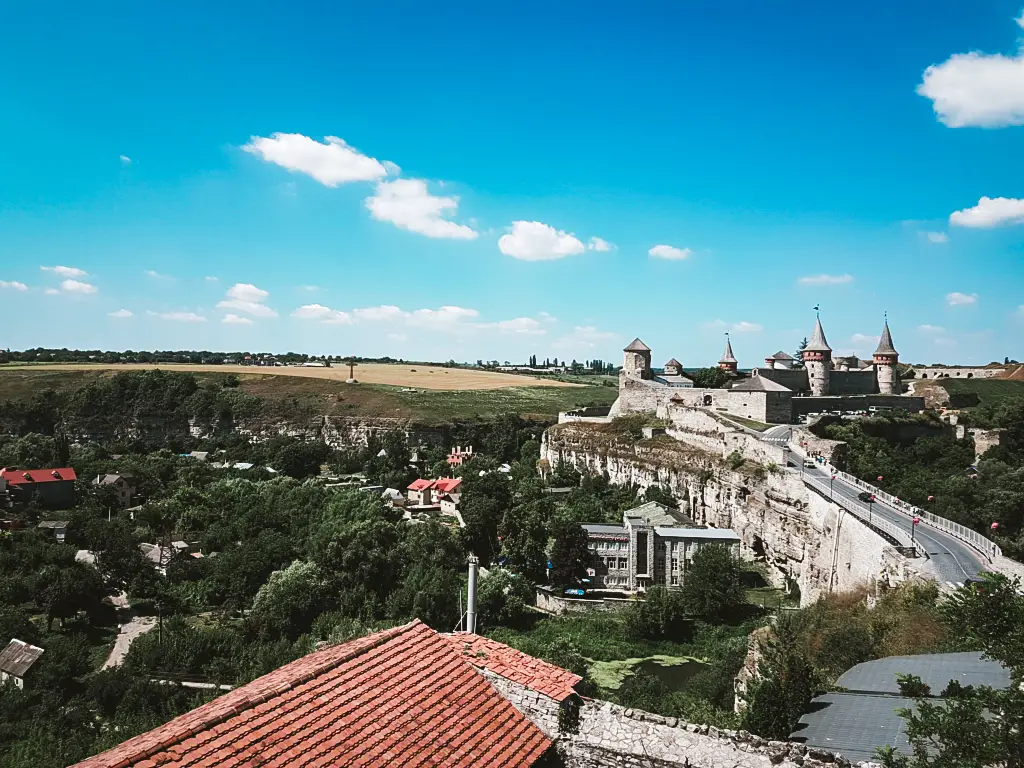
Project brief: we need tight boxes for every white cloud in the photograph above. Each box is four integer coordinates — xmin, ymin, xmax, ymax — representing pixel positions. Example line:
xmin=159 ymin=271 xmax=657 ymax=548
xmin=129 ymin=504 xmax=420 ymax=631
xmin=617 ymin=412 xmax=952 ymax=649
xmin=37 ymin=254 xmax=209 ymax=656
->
xmin=923 ymin=231 xmax=950 ymax=243
xmin=918 ymin=324 xmax=945 ymax=333
xmin=552 ymin=325 xmax=617 ymax=351
xmin=409 ymin=306 xmax=480 ymax=329
xmin=44 ymin=288 xmax=59 ymax=295
xmin=120 ymin=155 xmax=131 ymax=166
xmin=242 ymin=133 xmax=392 ymax=187
xmin=41 ymin=265 xmax=87 ymax=278
xmin=144 ymin=269 xmax=173 ymax=280
xmin=61 ymin=279 xmax=97 ymax=294
xmin=538 ymin=311 xmax=558 ymax=324
xmin=147 ymin=310 xmax=206 ymax=322
xmin=917 ymin=11 xmax=1024 ymax=128
xmin=222 ymin=313 xmax=254 ymax=325
xmin=648 ymin=244 xmax=692 ymax=261
xmin=292 ymin=303 xmax=352 ymax=324
xmin=949 ymin=196 xmax=1024 ymax=228
xmin=797 ymin=273 xmax=854 ymax=286
xmin=499 ymin=221 xmax=586 ymax=261
xmin=352 ymin=305 xmax=406 ymax=321
xmin=0 ymin=280 xmax=27 ymax=291
xmin=205 ymin=276 xmax=219 ymax=282
xmin=495 ymin=317 xmax=545 ymax=335
xmin=301 ymin=285 xmax=319 ymax=291
xmin=365 ymin=179 xmax=478 ymax=240
xmin=216 ymin=282 xmax=277 ymax=318
xmin=704 ymin=319 xmax=763 ymax=333
xmin=946 ymin=291 xmax=978 ymax=306
xmin=108 ymin=309 xmax=133 ymax=318
xmin=587 ymin=237 xmax=613 ymax=252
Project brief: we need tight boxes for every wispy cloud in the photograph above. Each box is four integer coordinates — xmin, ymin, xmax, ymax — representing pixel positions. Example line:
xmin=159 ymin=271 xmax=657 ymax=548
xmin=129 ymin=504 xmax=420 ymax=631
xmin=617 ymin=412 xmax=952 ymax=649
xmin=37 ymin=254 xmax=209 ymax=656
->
xmin=60 ymin=279 xmax=97 ymax=294
xmin=41 ymin=265 xmax=87 ymax=279
xmin=587 ymin=237 xmax=613 ymax=252
xmin=292 ymin=304 xmax=352 ymax=324
xmin=648 ymin=244 xmax=691 ymax=260
xmin=242 ymin=133 xmax=394 ymax=186
xmin=147 ymin=310 xmax=206 ymax=322
xmin=551 ymin=325 xmax=618 ymax=352
xmin=365 ymin=179 xmax=478 ymax=240
xmin=703 ymin=319 xmax=763 ymax=333
xmin=108 ymin=309 xmax=133 ymax=318
xmin=204 ymin=276 xmax=219 ymax=282
xmin=216 ymin=283 xmax=277 ymax=318
xmin=946 ymin=291 xmax=978 ymax=306
xmin=923 ymin=231 xmax=949 ymax=243
xmin=918 ymin=324 xmax=945 ymax=333
xmin=222 ymin=314 xmax=254 ymax=325
xmin=144 ymin=269 xmax=173 ymax=280
xmin=119 ymin=154 xmax=132 ymax=166
xmin=0 ymin=280 xmax=28 ymax=292
xmin=798 ymin=273 xmax=854 ymax=286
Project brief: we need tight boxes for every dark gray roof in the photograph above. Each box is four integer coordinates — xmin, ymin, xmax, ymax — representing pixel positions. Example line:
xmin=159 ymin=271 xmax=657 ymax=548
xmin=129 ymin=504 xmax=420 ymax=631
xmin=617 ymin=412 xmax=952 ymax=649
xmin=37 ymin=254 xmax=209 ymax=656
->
xmin=767 ymin=351 xmax=796 ymax=360
xmin=582 ymin=524 xmax=627 ymax=535
xmin=835 ymin=651 xmax=1008 ymax=694
xmin=623 ymin=338 xmax=651 ymax=352
xmin=732 ymin=376 xmax=792 ymax=392
xmin=804 ymin=316 xmax=832 ymax=353
xmin=719 ymin=336 xmax=737 ymax=364
xmin=0 ymin=639 xmax=44 ymax=677
xmin=37 ymin=520 xmax=69 ymax=529
xmin=793 ymin=692 xmax=916 ymax=762
xmin=873 ymin=320 xmax=898 ymax=357
xmin=655 ymin=527 xmax=740 ymax=541
xmin=793 ymin=652 xmax=1009 ymax=763
xmin=664 ymin=358 xmax=681 ymax=368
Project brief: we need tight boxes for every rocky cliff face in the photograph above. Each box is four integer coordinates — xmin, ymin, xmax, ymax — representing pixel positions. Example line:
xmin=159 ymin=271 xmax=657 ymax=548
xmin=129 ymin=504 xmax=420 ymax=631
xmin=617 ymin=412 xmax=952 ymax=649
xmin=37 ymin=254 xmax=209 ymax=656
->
xmin=541 ymin=423 xmax=907 ymax=606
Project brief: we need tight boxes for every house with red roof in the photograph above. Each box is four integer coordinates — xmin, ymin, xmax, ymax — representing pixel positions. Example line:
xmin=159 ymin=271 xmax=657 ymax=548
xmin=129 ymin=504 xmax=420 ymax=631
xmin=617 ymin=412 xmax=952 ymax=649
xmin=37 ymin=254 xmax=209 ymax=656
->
xmin=406 ymin=476 xmax=462 ymax=506
xmin=71 ymin=619 xmax=557 ymax=768
xmin=0 ymin=467 xmax=77 ymax=510
xmin=446 ymin=632 xmax=583 ymax=738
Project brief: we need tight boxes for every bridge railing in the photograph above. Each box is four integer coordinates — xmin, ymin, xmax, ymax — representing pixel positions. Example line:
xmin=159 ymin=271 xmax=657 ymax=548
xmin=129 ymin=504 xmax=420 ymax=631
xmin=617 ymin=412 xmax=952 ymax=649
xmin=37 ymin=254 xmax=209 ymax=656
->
xmin=802 ymin=474 xmax=914 ymax=548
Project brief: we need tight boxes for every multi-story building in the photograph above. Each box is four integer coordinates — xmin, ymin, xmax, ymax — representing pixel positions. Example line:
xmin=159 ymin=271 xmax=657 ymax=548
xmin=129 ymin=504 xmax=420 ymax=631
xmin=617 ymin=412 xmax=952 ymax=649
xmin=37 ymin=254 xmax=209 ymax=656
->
xmin=582 ymin=501 xmax=740 ymax=591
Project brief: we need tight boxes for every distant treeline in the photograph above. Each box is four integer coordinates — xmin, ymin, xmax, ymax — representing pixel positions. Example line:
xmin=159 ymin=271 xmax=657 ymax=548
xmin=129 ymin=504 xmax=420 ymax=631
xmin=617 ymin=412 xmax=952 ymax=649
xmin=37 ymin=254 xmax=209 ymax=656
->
xmin=0 ymin=348 xmax=468 ymax=368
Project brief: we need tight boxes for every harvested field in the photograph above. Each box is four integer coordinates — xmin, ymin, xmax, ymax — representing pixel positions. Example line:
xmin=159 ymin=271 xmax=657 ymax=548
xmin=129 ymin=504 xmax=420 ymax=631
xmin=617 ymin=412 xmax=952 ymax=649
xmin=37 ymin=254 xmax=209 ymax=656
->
xmin=0 ymin=363 xmax=579 ymax=391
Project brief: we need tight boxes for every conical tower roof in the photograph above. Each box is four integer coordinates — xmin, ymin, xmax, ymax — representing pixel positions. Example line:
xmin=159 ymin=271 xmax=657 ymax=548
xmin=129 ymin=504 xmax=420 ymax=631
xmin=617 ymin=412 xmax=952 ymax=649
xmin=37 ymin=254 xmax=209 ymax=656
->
xmin=624 ymin=338 xmax=651 ymax=352
xmin=804 ymin=316 xmax=832 ymax=353
xmin=719 ymin=336 xmax=737 ymax=364
xmin=873 ymin=320 xmax=898 ymax=357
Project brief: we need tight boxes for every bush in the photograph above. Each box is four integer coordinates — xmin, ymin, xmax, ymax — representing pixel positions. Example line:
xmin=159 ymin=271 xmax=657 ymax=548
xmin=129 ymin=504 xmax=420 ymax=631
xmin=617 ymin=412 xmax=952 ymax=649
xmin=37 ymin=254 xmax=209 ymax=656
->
xmin=477 ymin=570 xmax=534 ymax=629
xmin=625 ymin=587 xmax=692 ymax=641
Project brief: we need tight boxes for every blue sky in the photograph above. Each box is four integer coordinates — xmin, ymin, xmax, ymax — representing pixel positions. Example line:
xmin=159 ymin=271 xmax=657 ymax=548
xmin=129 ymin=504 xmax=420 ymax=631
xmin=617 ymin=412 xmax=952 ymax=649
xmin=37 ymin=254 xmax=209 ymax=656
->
xmin=1 ymin=1 xmax=1023 ymax=366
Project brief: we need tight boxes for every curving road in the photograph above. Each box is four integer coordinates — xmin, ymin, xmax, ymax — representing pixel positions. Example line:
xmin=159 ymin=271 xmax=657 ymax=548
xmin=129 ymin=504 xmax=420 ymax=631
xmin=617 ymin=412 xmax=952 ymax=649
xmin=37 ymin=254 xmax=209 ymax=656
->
xmin=799 ymin=460 xmax=988 ymax=588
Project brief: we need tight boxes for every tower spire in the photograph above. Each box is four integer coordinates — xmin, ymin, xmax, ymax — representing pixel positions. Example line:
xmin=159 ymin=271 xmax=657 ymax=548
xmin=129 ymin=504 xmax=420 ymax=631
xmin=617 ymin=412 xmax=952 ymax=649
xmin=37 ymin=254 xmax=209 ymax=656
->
xmin=873 ymin=318 xmax=897 ymax=357
xmin=804 ymin=314 xmax=831 ymax=353
xmin=718 ymin=332 xmax=738 ymax=372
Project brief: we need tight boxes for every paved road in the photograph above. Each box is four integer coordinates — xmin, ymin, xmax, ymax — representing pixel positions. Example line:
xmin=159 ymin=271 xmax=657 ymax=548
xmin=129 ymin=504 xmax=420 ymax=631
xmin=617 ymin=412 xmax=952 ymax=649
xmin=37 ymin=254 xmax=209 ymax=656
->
xmin=800 ymin=461 xmax=988 ymax=588
xmin=102 ymin=615 xmax=157 ymax=669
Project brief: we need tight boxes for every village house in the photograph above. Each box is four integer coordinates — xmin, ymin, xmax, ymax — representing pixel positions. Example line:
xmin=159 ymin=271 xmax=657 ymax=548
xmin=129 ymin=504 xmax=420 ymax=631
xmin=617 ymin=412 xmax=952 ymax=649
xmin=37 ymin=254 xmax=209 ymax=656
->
xmin=0 ymin=467 xmax=77 ymax=509
xmin=93 ymin=472 xmax=138 ymax=508
xmin=406 ymin=477 xmax=462 ymax=506
xmin=0 ymin=639 xmax=44 ymax=690
xmin=583 ymin=501 xmax=741 ymax=591
xmin=37 ymin=519 xmax=70 ymax=543
xmin=447 ymin=445 xmax=474 ymax=466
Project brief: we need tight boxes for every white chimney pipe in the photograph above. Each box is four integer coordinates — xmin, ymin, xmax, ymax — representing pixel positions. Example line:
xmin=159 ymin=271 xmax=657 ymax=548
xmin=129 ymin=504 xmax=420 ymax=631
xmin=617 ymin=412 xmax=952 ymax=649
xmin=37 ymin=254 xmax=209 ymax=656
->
xmin=466 ymin=555 xmax=479 ymax=634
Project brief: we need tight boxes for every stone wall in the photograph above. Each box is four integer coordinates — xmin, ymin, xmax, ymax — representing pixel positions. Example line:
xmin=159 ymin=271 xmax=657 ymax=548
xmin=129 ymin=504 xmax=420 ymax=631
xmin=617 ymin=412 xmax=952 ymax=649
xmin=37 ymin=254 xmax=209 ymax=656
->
xmin=535 ymin=588 xmax=633 ymax=614
xmin=541 ymin=423 xmax=906 ymax=605
xmin=481 ymin=670 xmax=563 ymax=738
xmin=753 ymin=368 xmax=809 ymax=392
xmin=559 ymin=700 xmax=880 ymax=768
xmin=968 ymin=428 xmax=1002 ymax=461
xmin=911 ymin=366 xmax=1004 ymax=380
xmin=829 ymin=369 xmax=879 ymax=395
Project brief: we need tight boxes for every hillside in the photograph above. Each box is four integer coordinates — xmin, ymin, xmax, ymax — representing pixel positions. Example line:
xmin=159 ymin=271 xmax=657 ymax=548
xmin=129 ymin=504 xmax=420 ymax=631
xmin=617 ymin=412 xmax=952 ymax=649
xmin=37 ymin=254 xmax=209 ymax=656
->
xmin=0 ymin=367 xmax=618 ymax=425
xmin=912 ymin=376 xmax=1024 ymax=413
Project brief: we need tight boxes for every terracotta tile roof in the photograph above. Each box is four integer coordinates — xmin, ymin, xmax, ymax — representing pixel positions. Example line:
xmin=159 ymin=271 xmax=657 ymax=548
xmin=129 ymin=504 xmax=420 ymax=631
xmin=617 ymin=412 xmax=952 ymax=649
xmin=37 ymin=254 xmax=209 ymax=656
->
xmin=0 ymin=467 xmax=77 ymax=485
xmin=71 ymin=620 xmax=552 ymax=768
xmin=446 ymin=633 xmax=582 ymax=702
xmin=434 ymin=477 xmax=462 ymax=494
xmin=408 ymin=478 xmax=435 ymax=491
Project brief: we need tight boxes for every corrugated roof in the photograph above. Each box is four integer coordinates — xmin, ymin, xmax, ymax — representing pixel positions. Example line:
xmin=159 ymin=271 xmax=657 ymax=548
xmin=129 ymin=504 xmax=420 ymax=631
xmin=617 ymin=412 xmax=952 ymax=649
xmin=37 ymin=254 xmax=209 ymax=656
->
xmin=0 ymin=638 xmax=44 ymax=677
xmin=446 ymin=633 xmax=582 ymax=702
xmin=0 ymin=467 xmax=77 ymax=485
xmin=71 ymin=620 xmax=551 ymax=768
xmin=835 ymin=651 xmax=1008 ymax=694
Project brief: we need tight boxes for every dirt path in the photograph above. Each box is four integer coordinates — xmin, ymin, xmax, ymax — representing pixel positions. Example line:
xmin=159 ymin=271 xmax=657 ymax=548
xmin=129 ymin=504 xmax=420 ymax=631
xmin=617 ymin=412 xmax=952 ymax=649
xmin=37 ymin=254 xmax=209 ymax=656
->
xmin=102 ymin=616 xmax=158 ymax=669
xmin=0 ymin=362 xmax=582 ymax=391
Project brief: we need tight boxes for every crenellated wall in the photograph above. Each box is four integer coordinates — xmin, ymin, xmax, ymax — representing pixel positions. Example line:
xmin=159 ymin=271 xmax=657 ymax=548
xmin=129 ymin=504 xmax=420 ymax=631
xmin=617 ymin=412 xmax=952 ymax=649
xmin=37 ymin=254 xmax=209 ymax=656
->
xmin=541 ymin=423 xmax=908 ymax=605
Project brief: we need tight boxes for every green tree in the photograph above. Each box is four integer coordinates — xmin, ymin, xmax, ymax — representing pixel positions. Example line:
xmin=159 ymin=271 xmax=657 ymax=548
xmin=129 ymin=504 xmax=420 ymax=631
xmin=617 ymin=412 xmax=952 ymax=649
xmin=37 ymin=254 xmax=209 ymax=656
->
xmin=549 ymin=520 xmax=590 ymax=587
xmin=625 ymin=585 xmax=690 ymax=641
xmin=273 ymin=441 xmax=327 ymax=479
xmin=681 ymin=544 xmax=745 ymax=621
xmin=742 ymin=616 xmax=816 ymax=740
xmin=690 ymin=367 xmax=729 ymax=389
xmin=477 ymin=569 xmax=534 ymax=628
xmin=249 ymin=560 xmax=328 ymax=640
xmin=499 ymin=503 xmax=548 ymax=583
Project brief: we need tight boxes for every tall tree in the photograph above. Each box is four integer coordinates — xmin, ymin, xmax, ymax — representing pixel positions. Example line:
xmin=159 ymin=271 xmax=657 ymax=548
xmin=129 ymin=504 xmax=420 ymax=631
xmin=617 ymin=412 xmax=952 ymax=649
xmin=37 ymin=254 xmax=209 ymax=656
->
xmin=681 ymin=544 xmax=745 ymax=621
xmin=549 ymin=520 xmax=590 ymax=587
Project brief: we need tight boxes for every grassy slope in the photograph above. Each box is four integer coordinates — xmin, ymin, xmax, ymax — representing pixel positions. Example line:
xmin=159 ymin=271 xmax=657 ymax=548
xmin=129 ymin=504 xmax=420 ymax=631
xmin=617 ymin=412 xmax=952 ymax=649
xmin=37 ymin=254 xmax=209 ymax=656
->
xmin=0 ymin=368 xmax=619 ymax=424
xmin=936 ymin=377 xmax=1024 ymax=407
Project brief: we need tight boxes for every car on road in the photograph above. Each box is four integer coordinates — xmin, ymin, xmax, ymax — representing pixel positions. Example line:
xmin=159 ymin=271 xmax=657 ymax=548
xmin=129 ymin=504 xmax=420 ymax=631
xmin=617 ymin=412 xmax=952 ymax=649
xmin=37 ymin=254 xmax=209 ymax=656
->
xmin=857 ymin=491 xmax=875 ymax=502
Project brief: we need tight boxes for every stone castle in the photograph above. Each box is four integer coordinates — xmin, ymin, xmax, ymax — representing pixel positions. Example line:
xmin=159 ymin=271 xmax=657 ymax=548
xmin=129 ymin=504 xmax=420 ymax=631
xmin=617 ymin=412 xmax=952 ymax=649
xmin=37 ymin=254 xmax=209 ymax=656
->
xmin=609 ymin=316 xmax=921 ymax=424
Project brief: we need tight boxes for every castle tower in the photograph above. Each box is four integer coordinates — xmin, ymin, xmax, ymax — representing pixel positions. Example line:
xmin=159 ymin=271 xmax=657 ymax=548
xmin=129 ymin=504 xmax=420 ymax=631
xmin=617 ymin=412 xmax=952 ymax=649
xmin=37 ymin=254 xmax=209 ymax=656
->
xmin=802 ymin=315 xmax=832 ymax=396
xmin=622 ymin=338 xmax=653 ymax=380
xmin=663 ymin=358 xmax=682 ymax=376
xmin=718 ymin=334 xmax=738 ymax=373
xmin=873 ymin=319 xmax=899 ymax=395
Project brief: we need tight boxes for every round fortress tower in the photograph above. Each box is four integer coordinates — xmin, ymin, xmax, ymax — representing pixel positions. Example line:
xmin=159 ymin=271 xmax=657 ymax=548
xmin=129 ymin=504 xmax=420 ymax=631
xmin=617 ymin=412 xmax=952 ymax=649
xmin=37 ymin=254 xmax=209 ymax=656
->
xmin=718 ymin=334 xmax=738 ymax=373
xmin=873 ymin=319 xmax=900 ymax=395
xmin=622 ymin=338 xmax=653 ymax=380
xmin=802 ymin=315 xmax=832 ymax=396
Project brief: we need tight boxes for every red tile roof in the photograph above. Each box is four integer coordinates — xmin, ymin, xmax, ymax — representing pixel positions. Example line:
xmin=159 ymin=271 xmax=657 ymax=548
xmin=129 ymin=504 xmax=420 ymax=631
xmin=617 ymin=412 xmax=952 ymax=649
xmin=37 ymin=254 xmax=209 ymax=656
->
xmin=408 ymin=478 xmax=436 ymax=491
xmin=435 ymin=478 xmax=462 ymax=494
xmin=446 ymin=633 xmax=582 ymax=702
xmin=71 ymin=620 xmax=551 ymax=768
xmin=0 ymin=467 xmax=77 ymax=485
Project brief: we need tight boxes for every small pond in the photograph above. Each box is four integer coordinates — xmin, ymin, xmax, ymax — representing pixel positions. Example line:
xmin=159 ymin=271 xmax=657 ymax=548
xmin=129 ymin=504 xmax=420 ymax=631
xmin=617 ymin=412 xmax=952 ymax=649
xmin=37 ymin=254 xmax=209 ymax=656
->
xmin=589 ymin=654 xmax=708 ymax=692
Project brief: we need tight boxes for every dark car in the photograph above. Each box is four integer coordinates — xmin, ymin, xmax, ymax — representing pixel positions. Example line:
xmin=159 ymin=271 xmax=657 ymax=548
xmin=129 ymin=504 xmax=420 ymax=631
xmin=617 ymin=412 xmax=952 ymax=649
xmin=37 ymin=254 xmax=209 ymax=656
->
xmin=857 ymin=491 xmax=875 ymax=502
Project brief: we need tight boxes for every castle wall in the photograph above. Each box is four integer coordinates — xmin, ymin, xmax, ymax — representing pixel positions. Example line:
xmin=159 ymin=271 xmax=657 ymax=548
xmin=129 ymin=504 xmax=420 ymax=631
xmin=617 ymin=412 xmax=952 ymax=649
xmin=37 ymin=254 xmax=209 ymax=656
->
xmin=752 ymin=368 xmax=808 ymax=392
xmin=829 ymin=370 xmax=878 ymax=395
xmin=911 ymin=367 xmax=1004 ymax=380
xmin=790 ymin=395 xmax=925 ymax=418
